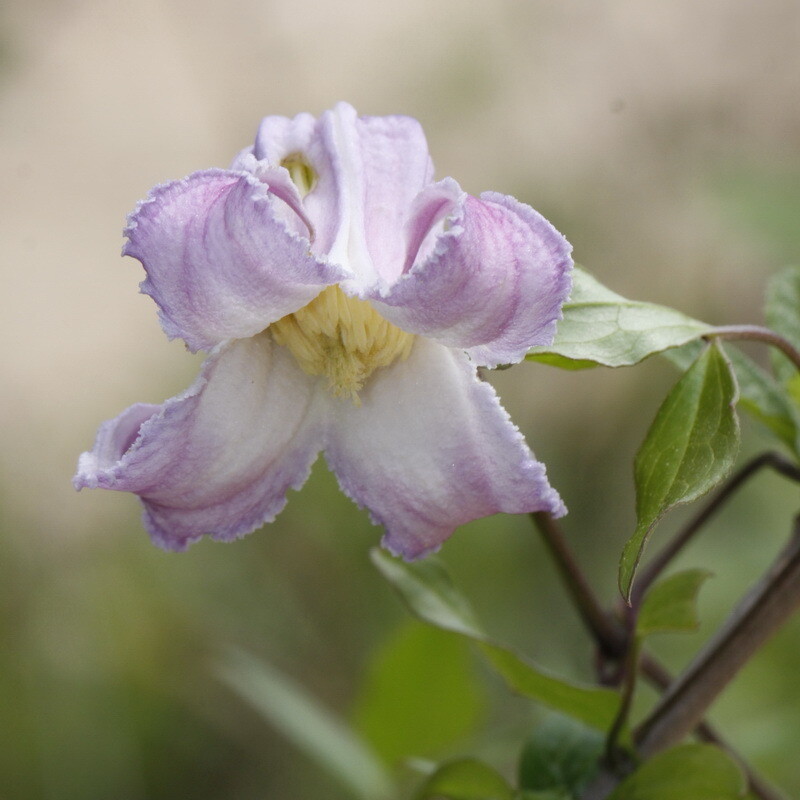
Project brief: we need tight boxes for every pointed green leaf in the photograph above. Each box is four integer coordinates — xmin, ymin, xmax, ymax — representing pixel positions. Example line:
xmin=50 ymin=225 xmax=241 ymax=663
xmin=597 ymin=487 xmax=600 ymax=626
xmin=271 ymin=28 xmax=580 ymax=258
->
xmin=765 ymin=265 xmax=800 ymax=383
xmin=636 ymin=569 xmax=712 ymax=638
xmin=607 ymin=743 xmax=747 ymax=799
xmin=526 ymin=268 xmax=712 ymax=369
xmin=415 ymin=758 xmax=514 ymax=800
xmin=518 ymin=714 xmax=604 ymax=796
xmin=218 ymin=649 xmax=394 ymax=800
xmin=352 ymin=621 xmax=485 ymax=764
xmin=371 ymin=550 xmax=619 ymax=730
xmin=620 ymin=343 xmax=740 ymax=599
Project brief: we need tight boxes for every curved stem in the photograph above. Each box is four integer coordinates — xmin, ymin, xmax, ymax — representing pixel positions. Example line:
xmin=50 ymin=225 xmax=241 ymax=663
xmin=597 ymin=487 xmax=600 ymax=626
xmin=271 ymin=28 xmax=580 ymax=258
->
xmin=707 ymin=325 xmax=800 ymax=373
xmin=631 ymin=452 xmax=800 ymax=608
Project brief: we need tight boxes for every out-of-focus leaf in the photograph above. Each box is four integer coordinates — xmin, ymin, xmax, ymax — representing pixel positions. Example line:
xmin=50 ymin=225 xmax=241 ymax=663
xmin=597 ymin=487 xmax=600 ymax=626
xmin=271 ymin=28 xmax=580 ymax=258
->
xmin=728 ymin=348 xmax=800 ymax=457
xmin=415 ymin=757 xmax=514 ymax=800
xmin=607 ymin=743 xmax=747 ymax=799
xmin=666 ymin=341 xmax=800 ymax=457
xmin=518 ymin=714 xmax=604 ymax=796
xmin=636 ymin=569 xmax=712 ymax=638
xmin=371 ymin=550 xmax=619 ymax=730
xmin=218 ymin=649 xmax=394 ymax=800
xmin=352 ymin=620 xmax=485 ymax=765
xmin=475 ymin=646 xmax=618 ymax=731
xmin=620 ymin=343 xmax=740 ymax=600
xmin=370 ymin=552 xmax=484 ymax=638
xmin=526 ymin=268 xmax=712 ymax=369
xmin=765 ymin=266 xmax=800 ymax=383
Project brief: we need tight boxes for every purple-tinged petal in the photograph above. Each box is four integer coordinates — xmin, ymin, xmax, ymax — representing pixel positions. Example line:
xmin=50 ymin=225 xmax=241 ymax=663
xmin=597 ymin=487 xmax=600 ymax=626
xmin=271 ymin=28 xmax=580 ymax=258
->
xmin=248 ymin=104 xmax=434 ymax=286
xmin=74 ymin=335 xmax=324 ymax=550
xmin=369 ymin=189 xmax=573 ymax=368
xmin=335 ymin=106 xmax=435 ymax=287
xmin=246 ymin=108 xmax=352 ymax=268
xmin=124 ymin=169 xmax=344 ymax=352
xmin=321 ymin=103 xmax=435 ymax=288
xmin=324 ymin=337 xmax=565 ymax=560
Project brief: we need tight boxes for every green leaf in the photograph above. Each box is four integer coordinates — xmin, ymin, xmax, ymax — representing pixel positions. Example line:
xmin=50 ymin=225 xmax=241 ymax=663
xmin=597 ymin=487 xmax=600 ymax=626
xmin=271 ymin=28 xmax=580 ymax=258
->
xmin=607 ymin=743 xmax=747 ymax=799
xmin=765 ymin=265 xmax=800 ymax=383
xmin=370 ymin=552 xmax=484 ymax=639
xmin=526 ymin=268 xmax=712 ymax=369
xmin=371 ymin=550 xmax=619 ymax=730
xmin=636 ymin=569 xmax=712 ymax=638
xmin=666 ymin=341 xmax=800 ymax=457
xmin=727 ymin=347 xmax=800 ymax=457
xmin=518 ymin=714 xmax=604 ymax=796
xmin=217 ymin=649 xmax=394 ymax=800
xmin=620 ymin=343 xmax=740 ymax=600
xmin=352 ymin=620 xmax=485 ymax=764
xmin=415 ymin=757 xmax=514 ymax=800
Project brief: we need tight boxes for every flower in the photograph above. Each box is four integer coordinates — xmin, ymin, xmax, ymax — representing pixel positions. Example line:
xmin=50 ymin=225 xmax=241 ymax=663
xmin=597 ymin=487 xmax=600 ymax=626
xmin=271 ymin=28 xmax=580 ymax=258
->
xmin=74 ymin=102 xmax=572 ymax=559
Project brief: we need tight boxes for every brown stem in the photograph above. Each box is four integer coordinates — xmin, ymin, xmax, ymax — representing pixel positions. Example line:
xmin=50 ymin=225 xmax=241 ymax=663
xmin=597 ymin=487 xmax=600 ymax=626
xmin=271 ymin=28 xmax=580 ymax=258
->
xmin=639 ymin=655 xmax=787 ymax=800
xmin=635 ymin=515 xmax=800 ymax=759
xmin=603 ymin=638 xmax=641 ymax=768
xmin=708 ymin=325 xmax=800 ymax=373
xmin=630 ymin=452 xmax=800 ymax=608
xmin=531 ymin=512 xmax=625 ymax=656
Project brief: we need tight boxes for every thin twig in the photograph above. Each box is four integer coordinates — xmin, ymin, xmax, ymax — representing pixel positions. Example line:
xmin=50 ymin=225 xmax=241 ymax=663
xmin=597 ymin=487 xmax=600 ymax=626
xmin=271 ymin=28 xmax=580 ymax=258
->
xmin=630 ymin=452 xmax=800 ymax=608
xmin=603 ymin=638 xmax=641 ymax=769
xmin=708 ymin=325 xmax=800 ymax=373
xmin=635 ymin=515 xmax=800 ymax=759
xmin=531 ymin=512 xmax=625 ymax=656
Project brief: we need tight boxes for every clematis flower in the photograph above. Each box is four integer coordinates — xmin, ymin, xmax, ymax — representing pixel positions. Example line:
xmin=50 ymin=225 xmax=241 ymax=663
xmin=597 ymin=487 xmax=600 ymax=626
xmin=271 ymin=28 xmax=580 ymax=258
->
xmin=74 ymin=102 xmax=572 ymax=559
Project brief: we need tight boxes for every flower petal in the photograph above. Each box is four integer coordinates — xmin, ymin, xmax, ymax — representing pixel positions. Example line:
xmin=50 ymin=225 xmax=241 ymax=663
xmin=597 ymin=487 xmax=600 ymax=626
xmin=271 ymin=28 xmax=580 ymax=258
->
xmin=74 ymin=335 xmax=324 ymax=550
xmin=369 ymin=189 xmax=573 ymax=367
xmin=248 ymin=103 xmax=433 ymax=287
xmin=323 ymin=104 xmax=435 ymax=288
xmin=125 ymin=169 xmax=343 ymax=352
xmin=323 ymin=337 xmax=565 ymax=559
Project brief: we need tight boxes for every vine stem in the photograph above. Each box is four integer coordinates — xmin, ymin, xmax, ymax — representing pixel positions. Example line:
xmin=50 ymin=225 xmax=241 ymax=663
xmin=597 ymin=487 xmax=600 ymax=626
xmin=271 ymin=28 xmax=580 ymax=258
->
xmin=532 ymin=512 xmax=788 ymax=800
xmin=707 ymin=324 xmax=800 ymax=372
xmin=638 ymin=655 xmax=787 ymax=800
xmin=630 ymin=452 xmax=800 ymax=609
xmin=530 ymin=512 xmax=625 ymax=656
xmin=635 ymin=514 xmax=800 ymax=758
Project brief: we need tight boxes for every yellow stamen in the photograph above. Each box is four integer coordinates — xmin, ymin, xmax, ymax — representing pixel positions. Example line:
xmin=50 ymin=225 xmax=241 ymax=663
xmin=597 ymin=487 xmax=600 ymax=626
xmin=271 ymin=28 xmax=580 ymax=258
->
xmin=270 ymin=286 xmax=415 ymax=403
xmin=280 ymin=152 xmax=317 ymax=197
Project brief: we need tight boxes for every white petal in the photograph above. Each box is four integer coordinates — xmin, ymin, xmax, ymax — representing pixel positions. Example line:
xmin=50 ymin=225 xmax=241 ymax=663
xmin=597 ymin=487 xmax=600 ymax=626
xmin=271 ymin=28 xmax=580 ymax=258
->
xmin=324 ymin=337 xmax=565 ymax=559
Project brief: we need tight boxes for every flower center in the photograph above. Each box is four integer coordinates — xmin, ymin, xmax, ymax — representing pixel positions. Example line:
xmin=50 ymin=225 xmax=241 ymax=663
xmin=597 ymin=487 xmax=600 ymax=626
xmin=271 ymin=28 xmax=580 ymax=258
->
xmin=270 ymin=286 xmax=415 ymax=402
xmin=280 ymin=152 xmax=317 ymax=197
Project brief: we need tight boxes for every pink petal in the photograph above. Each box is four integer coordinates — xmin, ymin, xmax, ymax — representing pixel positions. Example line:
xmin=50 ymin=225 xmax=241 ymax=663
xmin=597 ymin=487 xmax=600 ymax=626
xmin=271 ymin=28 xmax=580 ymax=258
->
xmin=248 ymin=103 xmax=434 ymax=287
xmin=370 ymin=189 xmax=573 ymax=367
xmin=125 ymin=169 xmax=343 ymax=352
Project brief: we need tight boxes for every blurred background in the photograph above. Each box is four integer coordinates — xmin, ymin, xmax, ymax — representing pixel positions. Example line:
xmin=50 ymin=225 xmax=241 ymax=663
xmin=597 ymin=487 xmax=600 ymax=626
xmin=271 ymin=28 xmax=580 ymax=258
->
xmin=2 ymin=0 xmax=800 ymax=797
